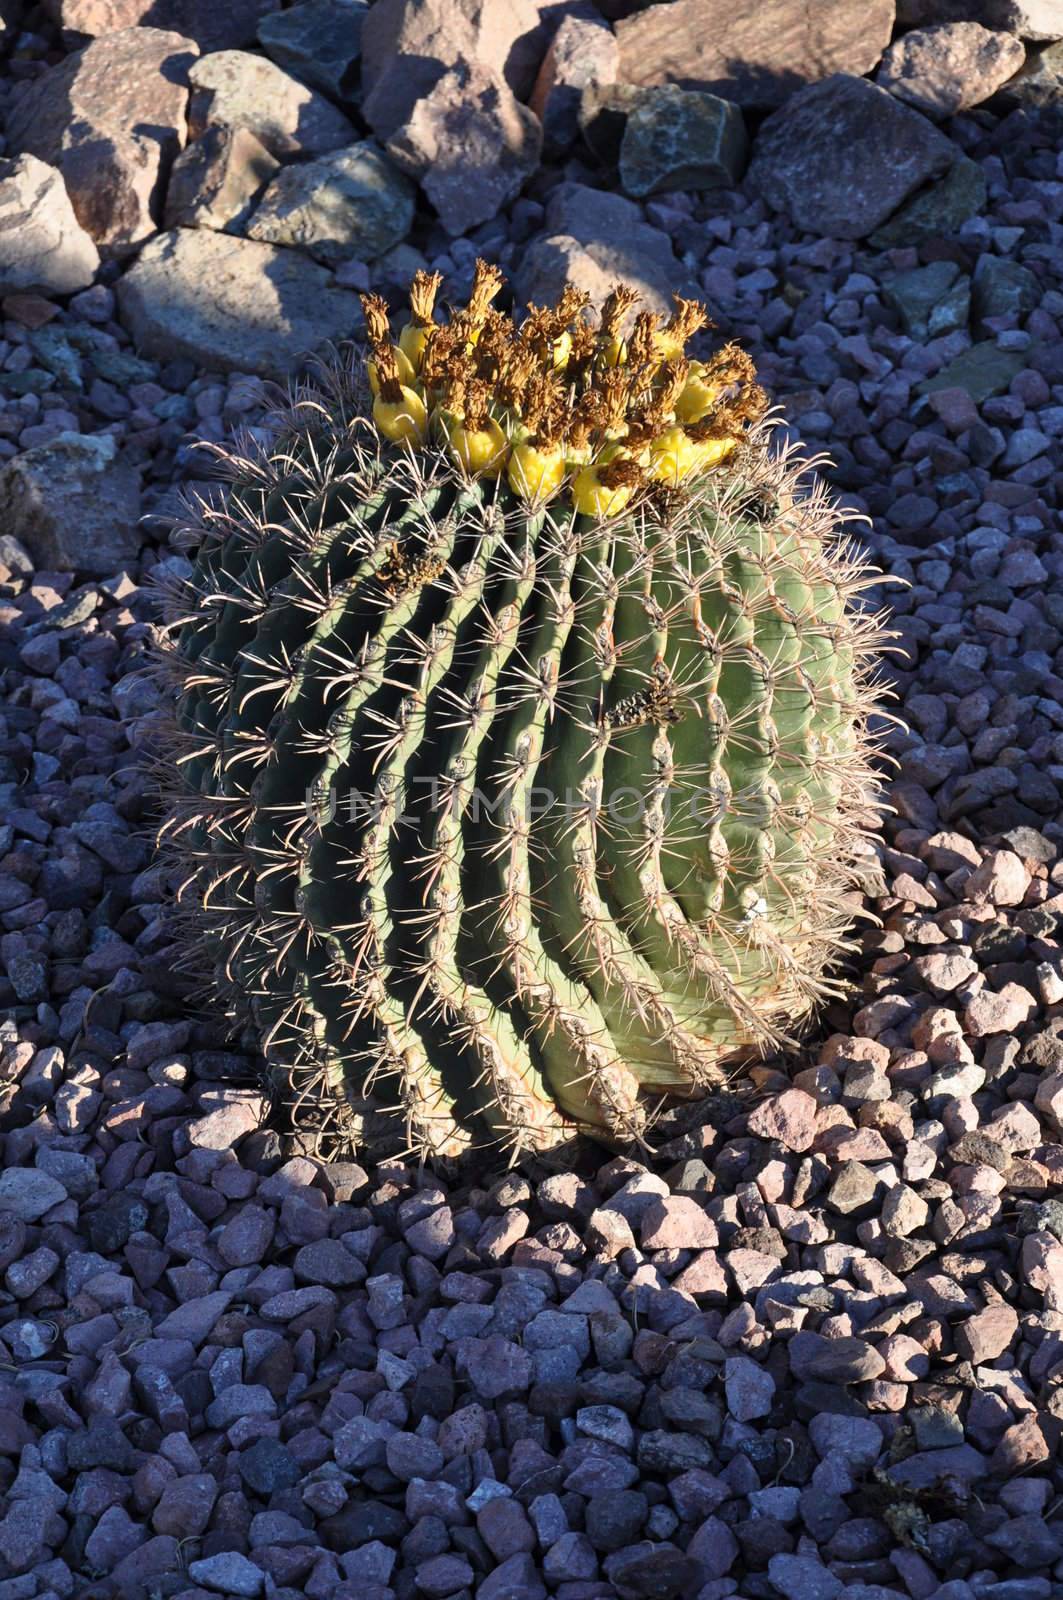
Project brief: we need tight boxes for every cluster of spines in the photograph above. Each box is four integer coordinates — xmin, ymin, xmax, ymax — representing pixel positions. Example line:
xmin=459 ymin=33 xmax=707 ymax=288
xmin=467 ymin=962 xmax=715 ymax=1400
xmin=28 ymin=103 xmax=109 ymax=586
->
xmin=148 ymin=289 xmax=893 ymax=1165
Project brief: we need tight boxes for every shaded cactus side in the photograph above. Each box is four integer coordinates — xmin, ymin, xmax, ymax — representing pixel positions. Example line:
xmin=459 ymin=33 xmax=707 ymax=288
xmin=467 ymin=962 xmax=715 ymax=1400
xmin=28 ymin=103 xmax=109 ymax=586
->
xmin=150 ymin=266 xmax=894 ymax=1162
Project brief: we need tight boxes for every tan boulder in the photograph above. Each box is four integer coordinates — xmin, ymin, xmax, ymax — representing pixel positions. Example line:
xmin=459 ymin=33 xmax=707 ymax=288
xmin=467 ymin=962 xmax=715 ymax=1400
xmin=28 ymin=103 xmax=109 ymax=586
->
xmin=615 ymin=0 xmax=896 ymax=107
xmin=5 ymin=27 xmax=198 ymax=256
xmin=0 ymin=154 xmax=99 ymax=295
xmin=386 ymin=64 xmax=541 ymax=236
xmin=187 ymin=50 xmax=356 ymax=158
xmin=360 ymin=0 xmax=543 ymax=140
xmin=530 ymin=13 xmax=620 ymax=154
xmin=42 ymin=0 xmax=278 ymax=51
xmin=875 ymin=22 xmax=1026 ymax=117
xmin=164 ymin=126 xmax=280 ymax=233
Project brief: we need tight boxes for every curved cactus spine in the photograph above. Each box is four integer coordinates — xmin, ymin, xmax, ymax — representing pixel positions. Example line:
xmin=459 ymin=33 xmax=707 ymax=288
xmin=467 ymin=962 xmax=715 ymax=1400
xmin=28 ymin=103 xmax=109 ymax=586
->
xmin=152 ymin=266 xmax=893 ymax=1162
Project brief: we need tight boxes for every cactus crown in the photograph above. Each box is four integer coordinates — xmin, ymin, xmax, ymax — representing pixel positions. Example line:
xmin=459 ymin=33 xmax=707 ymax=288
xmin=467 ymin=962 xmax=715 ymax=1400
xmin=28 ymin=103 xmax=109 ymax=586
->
xmin=152 ymin=264 xmax=892 ymax=1168
xmin=359 ymin=261 xmax=768 ymax=513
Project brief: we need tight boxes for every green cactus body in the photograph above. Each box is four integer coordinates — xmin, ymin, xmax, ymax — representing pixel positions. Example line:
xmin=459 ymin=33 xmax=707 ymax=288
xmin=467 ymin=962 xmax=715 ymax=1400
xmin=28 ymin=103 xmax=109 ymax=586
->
xmin=155 ymin=268 xmax=890 ymax=1160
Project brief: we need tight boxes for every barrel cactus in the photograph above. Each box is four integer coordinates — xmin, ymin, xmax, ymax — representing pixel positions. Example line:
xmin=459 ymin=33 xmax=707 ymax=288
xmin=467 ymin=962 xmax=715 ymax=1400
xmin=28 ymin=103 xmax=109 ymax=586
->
xmin=154 ymin=262 xmax=890 ymax=1162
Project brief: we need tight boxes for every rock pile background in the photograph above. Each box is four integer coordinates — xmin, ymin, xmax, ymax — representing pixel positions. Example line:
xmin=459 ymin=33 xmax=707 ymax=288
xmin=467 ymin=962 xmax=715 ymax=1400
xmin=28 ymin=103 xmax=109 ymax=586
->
xmin=0 ymin=1 xmax=1062 ymax=1597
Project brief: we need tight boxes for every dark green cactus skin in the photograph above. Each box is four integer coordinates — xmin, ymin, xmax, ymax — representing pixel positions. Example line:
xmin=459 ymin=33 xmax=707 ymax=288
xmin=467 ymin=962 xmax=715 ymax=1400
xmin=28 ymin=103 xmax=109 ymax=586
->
xmin=155 ymin=358 xmax=889 ymax=1161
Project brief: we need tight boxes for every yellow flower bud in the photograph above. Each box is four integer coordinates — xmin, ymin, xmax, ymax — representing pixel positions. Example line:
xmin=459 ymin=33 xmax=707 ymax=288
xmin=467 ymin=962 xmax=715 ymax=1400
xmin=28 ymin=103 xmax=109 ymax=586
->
xmin=507 ymin=441 xmax=566 ymax=501
xmin=690 ymin=435 xmax=739 ymax=472
xmin=398 ymin=321 xmax=432 ymax=373
xmin=571 ymin=464 xmax=634 ymax=519
xmin=446 ymin=416 xmax=508 ymax=477
xmin=373 ymin=384 xmax=429 ymax=446
xmin=653 ymin=330 xmax=685 ymax=363
xmin=368 ymin=345 xmax=416 ymax=397
xmin=648 ymin=425 xmax=702 ymax=485
xmin=600 ymin=335 xmax=626 ymax=369
xmin=675 ymin=363 xmax=720 ymax=425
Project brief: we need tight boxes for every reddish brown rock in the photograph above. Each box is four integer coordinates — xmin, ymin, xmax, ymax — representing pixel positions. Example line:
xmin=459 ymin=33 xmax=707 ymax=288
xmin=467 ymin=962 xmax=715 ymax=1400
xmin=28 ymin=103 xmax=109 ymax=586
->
xmin=964 ymin=981 xmax=1036 ymax=1037
xmin=747 ymin=1088 xmax=818 ymax=1152
xmin=386 ymin=63 xmax=541 ymax=236
xmin=639 ymin=1195 xmax=718 ymax=1250
xmin=361 ymin=0 xmax=543 ymax=141
xmin=5 ymin=27 xmax=198 ymax=255
xmin=615 ymin=0 xmax=896 ymax=108
xmin=43 ymin=0 xmax=278 ymax=51
xmin=965 ymin=848 xmax=1029 ymax=906
xmin=164 ymin=126 xmax=279 ymax=233
xmin=954 ymin=1303 xmax=1019 ymax=1364
xmin=530 ymin=12 xmax=620 ymax=155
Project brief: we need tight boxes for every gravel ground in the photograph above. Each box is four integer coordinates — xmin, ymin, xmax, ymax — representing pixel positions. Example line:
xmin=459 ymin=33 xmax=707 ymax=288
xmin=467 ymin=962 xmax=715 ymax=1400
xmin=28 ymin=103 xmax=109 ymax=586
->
xmin=0 ymin=92 xmax=1062 ymax=1600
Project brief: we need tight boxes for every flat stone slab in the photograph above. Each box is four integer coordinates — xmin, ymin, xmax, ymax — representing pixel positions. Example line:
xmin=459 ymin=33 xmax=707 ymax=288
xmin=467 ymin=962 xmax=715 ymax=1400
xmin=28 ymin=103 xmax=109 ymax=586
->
xmin=116 ymin=228 xmax=364 ymax=378
xmin=616 ymin=0 xmax=896 ymax=107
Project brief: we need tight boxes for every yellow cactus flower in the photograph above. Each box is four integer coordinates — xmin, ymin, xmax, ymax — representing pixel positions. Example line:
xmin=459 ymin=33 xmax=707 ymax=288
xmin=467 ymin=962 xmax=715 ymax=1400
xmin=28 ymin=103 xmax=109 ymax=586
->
xmin=690 ymin=434 xmax=739 ymax=472
xmin=655 ymin=295 xmax=711 ymax=362
xmin=571 ymin=465 xmax=634 ymax=518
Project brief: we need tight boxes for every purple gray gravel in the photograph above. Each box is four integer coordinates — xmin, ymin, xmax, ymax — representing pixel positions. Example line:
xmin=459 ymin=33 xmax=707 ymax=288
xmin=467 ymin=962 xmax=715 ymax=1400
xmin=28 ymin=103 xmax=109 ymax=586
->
xmin=0 ymin=13 xmax=1062 ymax=1600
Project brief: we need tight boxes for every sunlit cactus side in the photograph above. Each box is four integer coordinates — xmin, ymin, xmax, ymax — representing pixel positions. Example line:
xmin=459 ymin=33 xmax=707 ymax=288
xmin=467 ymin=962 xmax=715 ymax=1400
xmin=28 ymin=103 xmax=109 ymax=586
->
xmin=151 ymin=261 xmax=893 ymax=1163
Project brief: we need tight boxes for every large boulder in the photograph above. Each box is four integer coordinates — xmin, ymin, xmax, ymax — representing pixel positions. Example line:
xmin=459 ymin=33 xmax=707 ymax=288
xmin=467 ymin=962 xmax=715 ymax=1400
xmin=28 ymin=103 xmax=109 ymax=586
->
xmin=116 ymin=229 xmax=365 ymax=379
xmin=747 ymin=74 xmax=957 ymax=239
xmin=0 ymin=155 xmax=99 ymax=295
xmin=5 ymin=27 xmax=198 ymax=256
xmin=360 ymin=0 xmax=542 ymax=140
xmin=515 ymin=182 xmax=696 ymax=318
xmin=875 ymin=22 xmax=1026 ymax=116
xmin=246 ymin=142 xmax=415 ymax=263
xmin=0 ymin=433 xmax=142 ymax=576
xmin=615 ymin=0 xmax=896 ymax=107
xmin=256 ymin=0 xmax=368 ymax=99
xmin=42 ymin=0 xmax=279 ymax=51
xmin=386 ymin=64 xmax=541 ymax=236
xmin=187 ymin=49 xmax=356 ymax=158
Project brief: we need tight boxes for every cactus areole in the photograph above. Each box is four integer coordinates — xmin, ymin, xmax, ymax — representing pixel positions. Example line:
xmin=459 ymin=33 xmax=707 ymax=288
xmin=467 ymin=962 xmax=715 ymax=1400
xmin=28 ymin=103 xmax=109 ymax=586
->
xmin=155 ymin=262 xmax=892 ymax=1162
